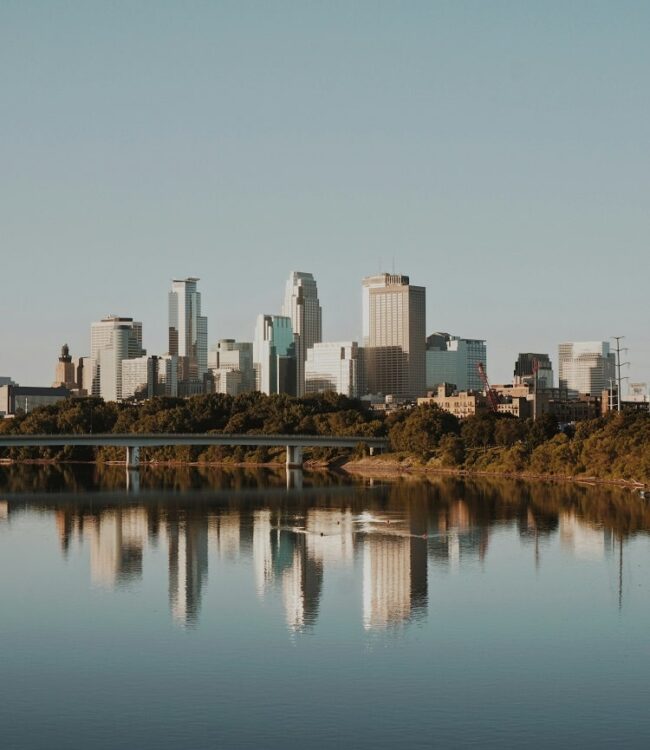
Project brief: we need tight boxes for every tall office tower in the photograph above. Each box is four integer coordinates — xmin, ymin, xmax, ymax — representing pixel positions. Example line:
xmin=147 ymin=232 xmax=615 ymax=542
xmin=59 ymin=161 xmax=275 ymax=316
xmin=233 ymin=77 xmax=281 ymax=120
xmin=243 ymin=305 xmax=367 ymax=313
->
xmin=425 ymin=333 xmax=486 ymax=392
xmin=52 ymin=344 xmax=77 ymax=389
xmin=90 ymin=316 xmax=145 ymax=401
xmin=155 ymin=354 xmax=178 ymax=397
xmin=305 ymin=342 xmax=362 ymax=398
xmin=362 ymin=273 xmax=426 ymax=398
xmin=208 ymin=339 xmax=255 ymax=395
xmin=558 ymin=341 xmax=616 ymax=395
xmin=253 ymin=314 xmax=296 ymax=395
xmin=168 ymin=278 xmax=208 ymax=383
xmin=281 ymin=272 xmax=322 ymax=397
xmin=513 ymin=353 xmax=554 ymax=389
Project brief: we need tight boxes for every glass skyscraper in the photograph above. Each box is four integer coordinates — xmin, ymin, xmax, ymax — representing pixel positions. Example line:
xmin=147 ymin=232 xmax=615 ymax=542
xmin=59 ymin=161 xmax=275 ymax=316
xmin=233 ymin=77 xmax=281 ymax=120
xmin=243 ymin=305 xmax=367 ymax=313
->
xmin=281 ymin=271 xmax=322 ymax=397
xmin=168 ymin=278 xmax=208 ymax=382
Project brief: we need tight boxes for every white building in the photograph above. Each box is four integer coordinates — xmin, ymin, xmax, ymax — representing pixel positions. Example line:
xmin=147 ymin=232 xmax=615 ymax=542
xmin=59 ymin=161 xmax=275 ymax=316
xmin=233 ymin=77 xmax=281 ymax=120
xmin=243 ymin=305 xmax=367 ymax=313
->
xmin=558 ymin=341 xmax=616 ymax=395
xmin=425 ymin=333 xmax=486 ymax=392
xmin=168 ymin=278 xmax=208 ymax=382
xmin=208 ymin=339 xmax=254 ymax=394
xmin=121 ymin=356 xmax=152 ymax=400
xmin=121 ymin=354 xmax=179 ymax=400
xmin=281 ymin=272 xmax=322 ymax=397
xmin=90 ymin=316 xmax=145 ymax=401
xmin=305 ymin=342 xmax=362 ymax=398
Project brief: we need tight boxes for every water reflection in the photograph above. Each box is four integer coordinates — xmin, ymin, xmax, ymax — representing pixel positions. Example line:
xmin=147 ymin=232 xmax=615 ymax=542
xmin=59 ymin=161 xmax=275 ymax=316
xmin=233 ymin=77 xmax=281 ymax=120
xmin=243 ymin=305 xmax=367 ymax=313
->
xmin=1 ymin=469 xmax=649 ymax=633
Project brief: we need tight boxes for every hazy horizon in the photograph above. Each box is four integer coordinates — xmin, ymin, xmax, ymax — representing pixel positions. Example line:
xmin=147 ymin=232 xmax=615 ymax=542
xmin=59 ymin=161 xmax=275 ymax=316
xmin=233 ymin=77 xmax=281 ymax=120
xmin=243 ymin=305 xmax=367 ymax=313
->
xmin=1 ymin=2 xmax=648 ymax=389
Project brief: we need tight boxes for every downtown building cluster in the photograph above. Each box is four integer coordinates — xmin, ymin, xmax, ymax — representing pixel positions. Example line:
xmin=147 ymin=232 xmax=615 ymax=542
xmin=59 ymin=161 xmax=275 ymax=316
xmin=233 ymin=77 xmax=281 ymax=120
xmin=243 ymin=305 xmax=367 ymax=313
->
xmin=1 ymin=270 xmax=647 ymax=419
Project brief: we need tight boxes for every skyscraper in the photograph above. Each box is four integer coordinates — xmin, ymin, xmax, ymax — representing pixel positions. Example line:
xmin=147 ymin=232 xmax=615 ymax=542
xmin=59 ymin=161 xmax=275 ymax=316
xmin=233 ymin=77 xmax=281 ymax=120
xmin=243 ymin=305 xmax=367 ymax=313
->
xmin=305 ymin=341 xmax=362 ymax=397
xmin=558 ymin=341 xmax=616 ymax=395
xmin=253 ymin=314 xmax=296 ymax=395
xmin=90 ymin=316 xmax=144 ymax=400
xmin=513 ymin=353 xmax=554 ymax=389
xmin=281 ymin=271 xmax=322 ymax=397
xmin=426 ymin=333 xmax=486 ymax=392
xmin=362 ymin=273 xmax=426 ymax=398
xmin=208 ymin=339 xmax=255 ymax=395
xmin=168 ymin=278 xmax=208 ymax=383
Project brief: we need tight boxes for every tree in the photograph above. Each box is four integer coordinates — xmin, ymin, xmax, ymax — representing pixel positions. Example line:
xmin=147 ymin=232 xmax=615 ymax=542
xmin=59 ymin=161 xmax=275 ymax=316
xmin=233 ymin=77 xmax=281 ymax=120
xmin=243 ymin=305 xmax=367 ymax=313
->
xmin=389 ymin=404 xmax=459 ymax=457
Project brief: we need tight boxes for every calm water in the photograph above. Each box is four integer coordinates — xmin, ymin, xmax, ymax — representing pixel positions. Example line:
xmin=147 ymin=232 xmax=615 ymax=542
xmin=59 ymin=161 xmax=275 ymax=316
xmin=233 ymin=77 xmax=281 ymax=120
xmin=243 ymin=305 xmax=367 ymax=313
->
xmin=1 ymin=465 xmax=650 ymax=749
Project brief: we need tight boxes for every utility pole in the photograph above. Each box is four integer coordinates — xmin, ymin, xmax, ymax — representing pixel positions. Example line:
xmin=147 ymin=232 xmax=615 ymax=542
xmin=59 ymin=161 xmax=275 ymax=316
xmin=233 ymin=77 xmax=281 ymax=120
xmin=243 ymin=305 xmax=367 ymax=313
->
xmin=611 ymin=336 xmax=629 ymax=412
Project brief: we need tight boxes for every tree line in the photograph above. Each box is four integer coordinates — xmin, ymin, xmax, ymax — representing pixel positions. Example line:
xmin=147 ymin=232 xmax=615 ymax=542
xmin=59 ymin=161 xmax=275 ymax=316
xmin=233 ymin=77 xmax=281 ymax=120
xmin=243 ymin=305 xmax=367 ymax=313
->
xmin=1 ymin=393 xmax=648 ymax=482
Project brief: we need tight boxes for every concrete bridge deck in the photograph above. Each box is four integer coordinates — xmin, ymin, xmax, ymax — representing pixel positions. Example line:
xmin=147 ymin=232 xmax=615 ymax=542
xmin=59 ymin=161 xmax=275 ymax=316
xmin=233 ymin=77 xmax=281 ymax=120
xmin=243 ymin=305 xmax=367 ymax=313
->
xmin=0 ymin=433 xmax=389 ymax=468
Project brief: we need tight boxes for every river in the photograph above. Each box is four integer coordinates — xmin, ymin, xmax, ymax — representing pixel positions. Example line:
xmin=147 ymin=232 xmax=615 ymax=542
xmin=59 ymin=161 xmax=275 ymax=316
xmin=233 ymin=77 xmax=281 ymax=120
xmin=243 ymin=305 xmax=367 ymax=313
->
xmin=1 ymin=465 xmax=649 ymax=749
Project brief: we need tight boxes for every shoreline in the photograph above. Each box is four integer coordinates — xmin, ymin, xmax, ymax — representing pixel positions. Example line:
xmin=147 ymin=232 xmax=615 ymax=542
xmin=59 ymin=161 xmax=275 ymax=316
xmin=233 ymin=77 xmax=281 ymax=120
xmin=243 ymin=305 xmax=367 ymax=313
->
xmin=341 ymin=457 xmax=648 ymax=490
xmin=1 ymin=455 xmax=647 ymax=490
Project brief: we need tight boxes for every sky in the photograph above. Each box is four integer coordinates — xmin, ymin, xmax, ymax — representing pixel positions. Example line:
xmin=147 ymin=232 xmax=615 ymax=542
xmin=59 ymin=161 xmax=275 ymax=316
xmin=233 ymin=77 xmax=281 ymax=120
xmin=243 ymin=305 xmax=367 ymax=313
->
xmin=1 ymin=1 xmax=648 ymax=389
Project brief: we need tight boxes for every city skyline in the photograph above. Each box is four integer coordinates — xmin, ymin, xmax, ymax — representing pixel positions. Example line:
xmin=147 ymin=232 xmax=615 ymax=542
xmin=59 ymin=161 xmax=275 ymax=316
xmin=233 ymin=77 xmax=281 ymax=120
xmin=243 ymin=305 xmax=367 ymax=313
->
xmin=1 ymin=267 xmax=645 ymax=395
xmin=1 ymin=3 xmax=648 ymax=387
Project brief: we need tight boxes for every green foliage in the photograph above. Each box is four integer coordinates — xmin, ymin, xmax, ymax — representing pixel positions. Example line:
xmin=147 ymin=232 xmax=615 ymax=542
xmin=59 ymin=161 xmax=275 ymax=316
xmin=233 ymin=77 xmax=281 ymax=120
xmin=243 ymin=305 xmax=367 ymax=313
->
xmin=2 ymin=393 xmax=649 ymax=482
xmin=389 ymin=404 xmax=459 ymax=458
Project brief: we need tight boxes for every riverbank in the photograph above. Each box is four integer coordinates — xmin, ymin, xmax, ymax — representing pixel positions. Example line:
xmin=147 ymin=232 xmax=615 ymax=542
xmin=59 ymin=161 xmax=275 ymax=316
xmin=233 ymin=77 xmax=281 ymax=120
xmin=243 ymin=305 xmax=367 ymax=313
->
xmin=2 ymin=453 xmax=648 ymax=490
xmin=342 ymin=454 xmax=649 ymax=489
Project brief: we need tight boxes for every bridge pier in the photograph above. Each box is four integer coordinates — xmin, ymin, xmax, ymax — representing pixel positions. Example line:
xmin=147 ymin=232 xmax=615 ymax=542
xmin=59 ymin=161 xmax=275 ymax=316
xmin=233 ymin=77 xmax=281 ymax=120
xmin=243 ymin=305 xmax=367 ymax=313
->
xmin=126 ymin=445 xmax=140 ymax=468
xmin=286 ymin=469 xmax=303 ymax=491
xmin=286 ymin=445 xmax=303 ymax=469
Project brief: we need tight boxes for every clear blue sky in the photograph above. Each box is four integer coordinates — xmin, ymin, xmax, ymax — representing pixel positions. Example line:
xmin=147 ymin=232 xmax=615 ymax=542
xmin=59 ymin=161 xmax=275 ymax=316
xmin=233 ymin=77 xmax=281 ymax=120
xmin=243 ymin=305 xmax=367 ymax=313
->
xmin=1 ymin=1 xmax=648 ymax=388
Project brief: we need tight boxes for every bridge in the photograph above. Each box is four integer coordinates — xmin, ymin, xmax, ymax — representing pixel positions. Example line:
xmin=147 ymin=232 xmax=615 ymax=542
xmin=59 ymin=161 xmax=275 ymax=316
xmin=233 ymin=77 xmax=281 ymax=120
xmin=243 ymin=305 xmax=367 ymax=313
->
xmin=0 ymin=433 xmax=389 ymax=469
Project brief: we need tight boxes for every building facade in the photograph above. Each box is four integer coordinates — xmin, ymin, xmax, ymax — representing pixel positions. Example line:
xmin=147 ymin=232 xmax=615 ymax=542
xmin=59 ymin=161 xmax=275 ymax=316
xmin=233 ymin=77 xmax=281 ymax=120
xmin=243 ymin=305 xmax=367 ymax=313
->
xmin=305 ymin=342 xmax=362 ymax=398
xmin=425 ymin=333 xmax=486 ymax=392
xmin=362 ymin=273 xmax=426 ymax=399
xmin=253 ymin=315 xmax=296 ymax=396
xmin=121 ymin=354 xmax=179 ymax=401
xmin=208 ymin=339 xmax=254 ymax=395
xmin=513 ymin=352 xmax=554 ymax=389
xmin=0 ymin=385 xmax=70 ymax=416
xmin=281 ymin=272 xmax=322 ymax=397
xmin=90 ymin=316 xmax=145 ymax=401
xmin=418 ymin=383 xmax=488 ymax=419
xmin=52 ymin=344 xmax=78 ymax=390
xmin=168 ymin=278 xmax=208 ymax=383
xmin=558 ymin=341 xmax=616 ymax=395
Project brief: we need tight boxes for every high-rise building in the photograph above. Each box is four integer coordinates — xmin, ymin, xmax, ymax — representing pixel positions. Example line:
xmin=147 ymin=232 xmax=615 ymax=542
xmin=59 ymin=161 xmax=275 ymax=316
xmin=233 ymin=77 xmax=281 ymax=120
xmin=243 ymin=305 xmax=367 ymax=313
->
xmin=122 ymin=354 xmax=179 ymax=400
xmin=208 ymin=339 xmax=254 ymax=395
xmin=362 ymin=273 xmax=426 ymax=398
xmin=425 ymin=333 xmax=486 ymax=392
xmin=513 ymin=353 xmax=554 ymax=389
xmin=168 ymin=278 xmax=208 ymax=383
xmin=90 ymin=316 xmax=145 ymax=401
xmin=558 ymin=341 xmax=616 ymax=395
xmin=281 ymin=272 xmax=322 ymax=397
xmin=52 ymin=344 xmax=77 ymax=389
xmin=253 ymin=315 xmax=296 ymax=395
xmin=305 ymin=342 xmax=362 ymax=398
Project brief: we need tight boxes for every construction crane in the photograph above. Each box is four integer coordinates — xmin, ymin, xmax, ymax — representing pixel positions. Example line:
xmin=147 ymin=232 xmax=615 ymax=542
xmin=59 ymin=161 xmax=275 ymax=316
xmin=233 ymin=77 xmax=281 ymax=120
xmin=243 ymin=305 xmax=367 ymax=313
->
xmin=476 ymin=362 xmax=499 ymax=413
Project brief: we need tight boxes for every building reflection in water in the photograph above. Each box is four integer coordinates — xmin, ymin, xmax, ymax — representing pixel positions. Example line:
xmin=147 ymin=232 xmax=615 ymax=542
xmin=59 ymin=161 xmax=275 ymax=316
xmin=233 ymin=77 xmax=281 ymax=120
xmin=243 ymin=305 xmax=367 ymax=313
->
xmin=23 ymin=478 xmax=646 ymax=633
xmin=559 ymin=510 xmax=614 ymax=561
xmin=165 ymin=511 xmax=209 ymax=627
xmin=86 ymin=508 xmax=148 ymax=588
xmin=427 ymin=500 xmax=489 ymax=572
